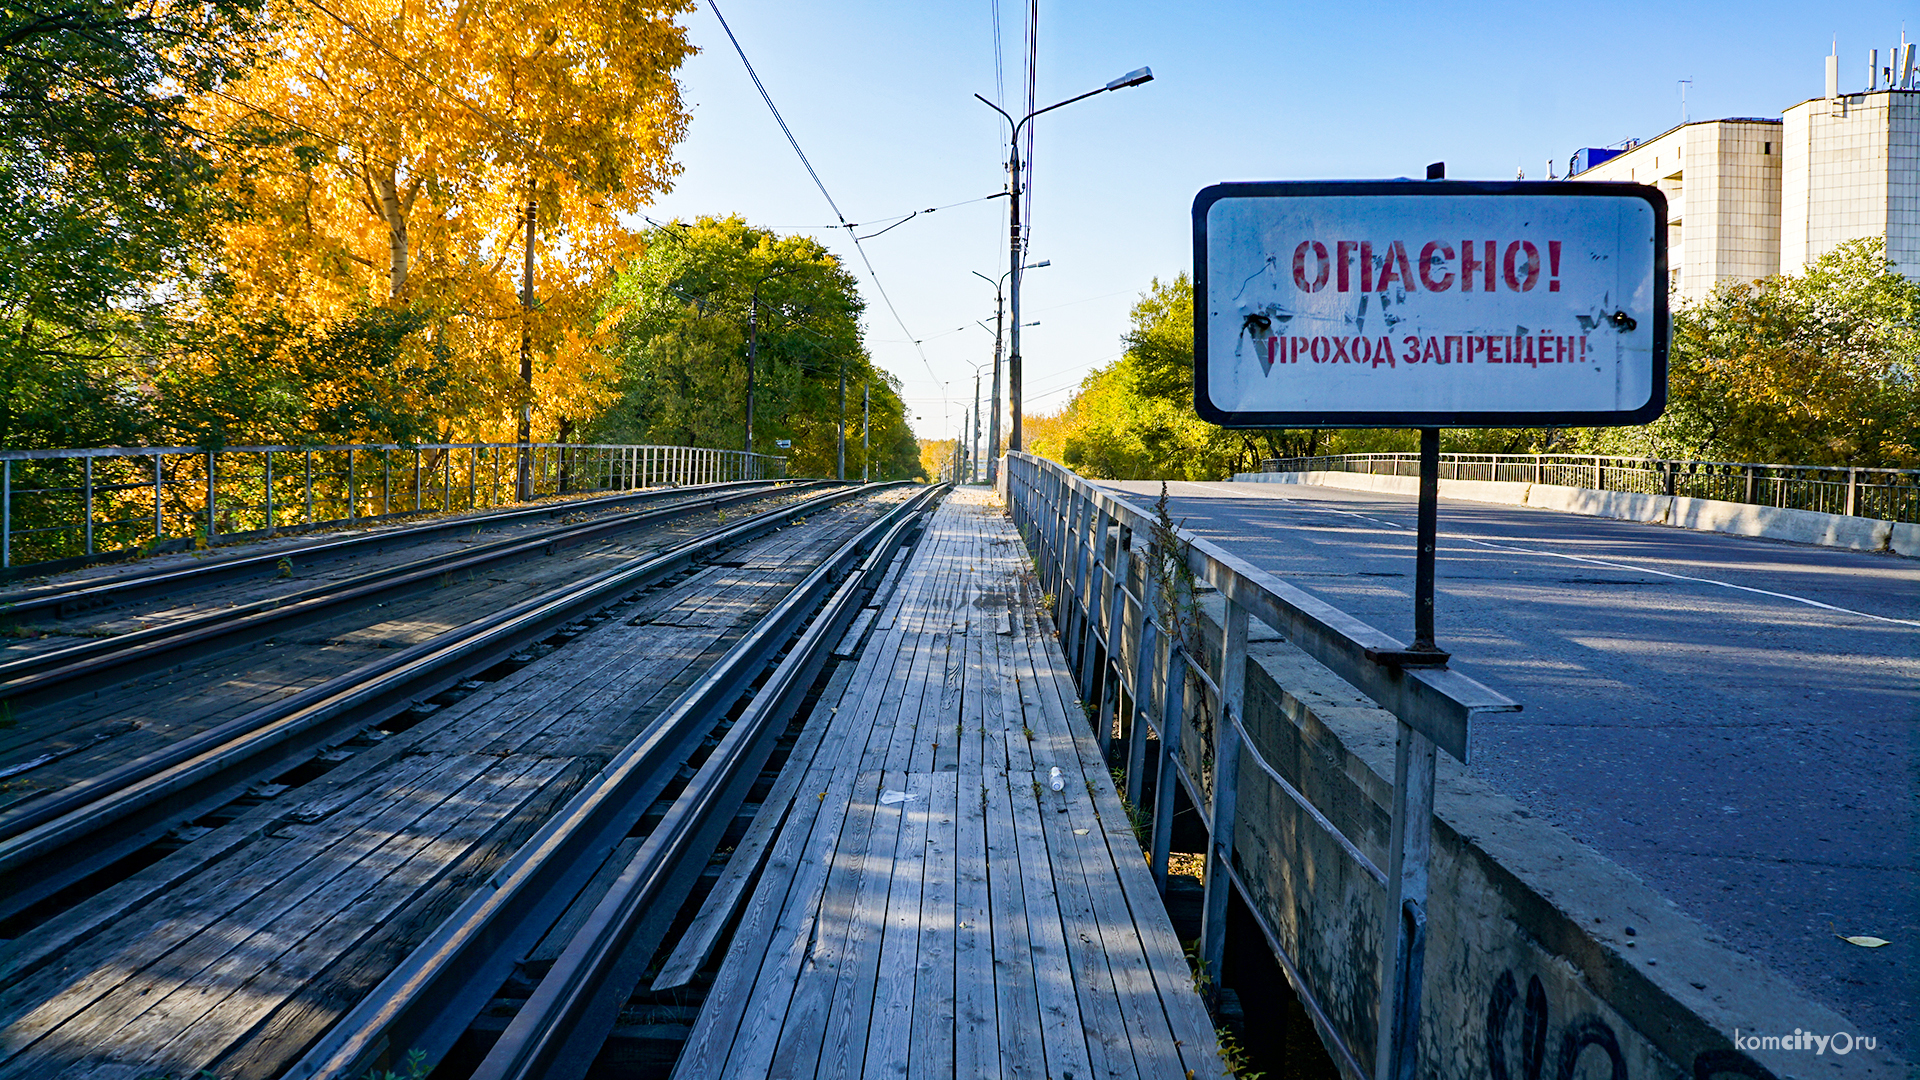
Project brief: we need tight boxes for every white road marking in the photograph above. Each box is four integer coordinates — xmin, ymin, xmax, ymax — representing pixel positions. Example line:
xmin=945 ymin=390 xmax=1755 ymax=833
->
xmin=1452 ymin=536 xmax=1920 ymax=628
xmin=1147 ymin=481 xmax=1920 ymax=630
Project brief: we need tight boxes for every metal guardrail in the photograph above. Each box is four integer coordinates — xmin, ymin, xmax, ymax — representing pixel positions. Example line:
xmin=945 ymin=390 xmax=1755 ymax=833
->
xmin=0 ymin=442 xmax=788 ymax=573
xmin=1004 ymin=451 xmax=1518 ymax=1080
xmin=1262 ymin=453 xmax=1920 ymax=524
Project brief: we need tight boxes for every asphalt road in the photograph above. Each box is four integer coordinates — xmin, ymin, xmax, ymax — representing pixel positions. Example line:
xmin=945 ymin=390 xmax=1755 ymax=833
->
xmin=1096 ymin=479 xmax=1919 ymax=1056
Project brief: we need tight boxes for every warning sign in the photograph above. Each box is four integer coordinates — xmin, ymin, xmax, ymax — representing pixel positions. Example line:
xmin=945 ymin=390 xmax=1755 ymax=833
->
xmin=1192 ymin=180 xmax=1667 ymax=428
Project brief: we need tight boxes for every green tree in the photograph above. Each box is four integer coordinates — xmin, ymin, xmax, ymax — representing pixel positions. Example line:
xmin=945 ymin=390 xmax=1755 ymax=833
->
xmin=1565 ymin=238 xmax=1919 ymax=466
xmin=1030 ymin=275 xmax=1293 ymax=479
xmin=0 ymin=0 xmax=264 ymax=448
xmin=595 ymin=215 xmax=921 ymax=480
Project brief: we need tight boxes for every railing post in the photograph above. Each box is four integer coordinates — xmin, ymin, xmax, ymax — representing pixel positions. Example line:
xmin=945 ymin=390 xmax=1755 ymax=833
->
xmin=413 ymin=448 xmax=422 ymax=512
xmin=1126 ymin=577 xmax=1157 ymax=811
xmin=1198 ymin=597 xmax=1248 ymax=997
xmin=1847 ymin=467 xmax=1858 ymax=517
xmin=84 ymin=455 xmax=94 ymax=556
xmin=1070 ymin=498 xmax=1097 ymax=668
xmin=1376 ymin=720 xmax=1438 ymax=1080
xmin=154 ymin=454 xmax=165 ymax=543
xmin=347 ymin=448 xmax=357 ymax=522
xmin=265 ymin=450 xmax=274 ymax=534
xmin=305 ymin=450 xmax=314 ymax=525
xmin=1106 ymin=524 xmax=1133 ymax=746
xmin=206 ymin=450 xmax=217 ymax=546
xmin=3 ymin=459 xmax=11 ymax=569
xmin=469 ymin=446 xmax=478 ymax=509
xmin=1151 ymin=636 xmax=1187 ymax=895
xmin=1078 ymin=507 xmax=1109 ymax=698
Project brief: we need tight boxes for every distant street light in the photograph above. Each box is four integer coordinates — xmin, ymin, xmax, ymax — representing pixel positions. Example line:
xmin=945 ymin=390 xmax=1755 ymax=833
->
xmin=971 ymin=260 xmax=1047 ymax=484
xmin=977 ymin=66 xmax=1152 ymax=454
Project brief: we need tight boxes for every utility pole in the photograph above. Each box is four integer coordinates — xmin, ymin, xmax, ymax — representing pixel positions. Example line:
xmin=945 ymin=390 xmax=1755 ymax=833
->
xmin=837 ymin=362 xmax=846 ymax=481
xmin=988 ymin=288 xmax=1005 ymax=483
xmin=1007 ymin=145 xmax=1025 ymax=454
xmin=862 ymin=381 xmax=870 ymax=483
xmin=746 ymin=288 xmax=758 ymax=456
xmin=957 ymin=407 xmax=969 ymax=483
xmin=972 ymin=368 xmax=982 ymax=484
xmin=516 ymin=180 xmax=537 ymax=501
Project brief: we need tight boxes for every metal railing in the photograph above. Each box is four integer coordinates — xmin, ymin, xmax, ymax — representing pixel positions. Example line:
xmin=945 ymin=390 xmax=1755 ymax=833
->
xmin=1261 ymin=453 xmax=1920 ymax=524
xmin=0 ymin=442 xmax=787 ymax=573
xmin=1003 ymin=452 xmax=1518 ymax=1080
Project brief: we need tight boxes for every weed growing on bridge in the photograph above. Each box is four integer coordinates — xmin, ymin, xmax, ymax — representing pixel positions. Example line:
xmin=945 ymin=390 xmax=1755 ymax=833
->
xmin=360 ymin=1049 xmax=431 ymax=1080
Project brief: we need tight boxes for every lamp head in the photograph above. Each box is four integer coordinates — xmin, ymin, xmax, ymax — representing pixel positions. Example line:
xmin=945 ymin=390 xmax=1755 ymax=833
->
xmin=1106 ymin=66 xmax=1153 ymax=90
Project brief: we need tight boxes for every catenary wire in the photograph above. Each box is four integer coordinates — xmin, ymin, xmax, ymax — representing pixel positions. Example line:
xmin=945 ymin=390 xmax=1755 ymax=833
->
xmin=706 ymin=0 xmax=948 ymax=416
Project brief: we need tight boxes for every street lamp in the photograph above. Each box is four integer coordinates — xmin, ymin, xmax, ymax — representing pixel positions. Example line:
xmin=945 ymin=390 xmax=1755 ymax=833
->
xmin=977 ymin=66 xmax=1152 ymax=455
xmin=971 ymin=260 xmax=1048 ymax=484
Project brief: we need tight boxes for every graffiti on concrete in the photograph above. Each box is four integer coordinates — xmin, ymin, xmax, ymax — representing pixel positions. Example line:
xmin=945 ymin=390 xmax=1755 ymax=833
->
xmin=1485 ymin=969 xmax=1778 ymax=1080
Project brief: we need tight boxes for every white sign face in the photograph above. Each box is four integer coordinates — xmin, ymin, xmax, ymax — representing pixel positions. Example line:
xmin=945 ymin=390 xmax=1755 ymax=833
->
xmin=775 ymin=439 xmax=793 ymax=449
xmin=1193 ymin=181 xmax=1667 ymax=427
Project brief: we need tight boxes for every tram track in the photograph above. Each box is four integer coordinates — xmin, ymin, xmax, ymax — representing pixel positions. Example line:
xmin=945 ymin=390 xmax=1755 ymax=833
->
xmin=0 ymin=480 xmax=826 ymax=821
xmin=0 ymin=478 xmax=803 ymax=626
xmin=291 ymin=485 xmax=941 ymax=1080
xmin=0 ymin=482 xmax=941 ymax=1080
xmin=0 ymin=480 xmax=827 ymax=714
xmin=0 ymin=482 xmax=861 ymax=929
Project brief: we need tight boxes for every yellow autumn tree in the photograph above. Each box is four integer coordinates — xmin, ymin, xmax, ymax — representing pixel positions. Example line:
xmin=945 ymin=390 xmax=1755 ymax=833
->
xmin=178 ymin=0 xmax=693 ymax=447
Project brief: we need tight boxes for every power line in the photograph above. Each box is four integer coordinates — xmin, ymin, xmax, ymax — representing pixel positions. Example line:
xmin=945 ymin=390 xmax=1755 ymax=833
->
xmin=706 ymin=0 xmax=946 ymax=414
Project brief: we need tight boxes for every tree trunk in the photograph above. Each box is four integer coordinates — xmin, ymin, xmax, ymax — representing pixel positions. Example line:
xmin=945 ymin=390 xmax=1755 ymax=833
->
xmin=372 ymin=168 xmax=409 ymax=299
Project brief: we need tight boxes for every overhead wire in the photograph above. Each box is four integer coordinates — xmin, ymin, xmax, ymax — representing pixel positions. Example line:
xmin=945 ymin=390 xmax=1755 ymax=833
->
xmin=706 ymin=0 xmax=947 ymax=416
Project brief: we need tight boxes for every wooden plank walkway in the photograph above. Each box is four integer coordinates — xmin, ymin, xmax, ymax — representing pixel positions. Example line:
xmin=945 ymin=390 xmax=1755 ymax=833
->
xmin=676 ymin=486 xmax=1224 ymax=1080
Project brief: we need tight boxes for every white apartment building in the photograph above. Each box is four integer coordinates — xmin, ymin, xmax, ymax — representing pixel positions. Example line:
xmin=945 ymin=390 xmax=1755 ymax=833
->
xmin=1569 ymin=118 xmax=1782 ymax=301
xmin=1781 ymin=90 xmax=1920 ymax=274
xmin=1568 ymin=51 xmax=1920 ymax=303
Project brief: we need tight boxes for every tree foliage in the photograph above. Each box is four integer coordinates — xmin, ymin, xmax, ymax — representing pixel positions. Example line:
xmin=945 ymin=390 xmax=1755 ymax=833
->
xmin=595 ymin=216 xmax=924 ymax=481
xmin=1625 ymin=238 xmax=1920 ymax=466
xmin=1028 ymin=275 xmax=1303 ymax=479
xmin=164 ymin=0 xmax=695 ymax=445
xmin=0 ymin=0 xmax=264 ymax=447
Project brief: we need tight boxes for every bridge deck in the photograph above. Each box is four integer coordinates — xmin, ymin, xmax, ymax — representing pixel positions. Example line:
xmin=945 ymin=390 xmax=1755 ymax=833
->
xmin=676 ymin=487 xmax=1223 ymax=1080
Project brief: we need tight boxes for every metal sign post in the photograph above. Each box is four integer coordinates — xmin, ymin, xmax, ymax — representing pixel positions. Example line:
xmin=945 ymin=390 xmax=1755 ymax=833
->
xmin=1192 ymin=170 xmax=1666 ymax=1080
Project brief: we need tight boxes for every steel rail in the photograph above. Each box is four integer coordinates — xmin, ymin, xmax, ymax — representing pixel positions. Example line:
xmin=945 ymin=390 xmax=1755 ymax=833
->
xmin=0 ymin=484 xmax=877 ymax=926
xmin=469 ymin=486 xmax=942 ymax=1080
xmin=0 ymin=478 xmax=807 ymax=623
xmin=0 ymin=481 xmax=827 ymax=714
xmin=286 ymin=486 xmax=945 ymax=1080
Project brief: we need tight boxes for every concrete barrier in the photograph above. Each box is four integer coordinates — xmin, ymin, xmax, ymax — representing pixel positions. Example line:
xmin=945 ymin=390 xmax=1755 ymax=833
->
xmin=1178 ymin=594 xmax=1906 ymax=1079
xmin=1233 ymin=471 xmax=1912 ymax=557
xmin=1892 ymin=522 xmax=1920 ymax=558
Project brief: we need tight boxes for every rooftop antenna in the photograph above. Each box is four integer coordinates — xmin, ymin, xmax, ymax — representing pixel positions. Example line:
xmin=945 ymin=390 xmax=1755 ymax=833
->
xmin=1515 ymin=165 xmax=1525 ymax=180
xmin=1680 ymin=78 xmax=1692 ymax=124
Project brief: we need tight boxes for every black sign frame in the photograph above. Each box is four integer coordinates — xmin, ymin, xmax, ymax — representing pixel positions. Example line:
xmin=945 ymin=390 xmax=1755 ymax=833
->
xmin=1191 ymin=179 xmax=1669 ymax=429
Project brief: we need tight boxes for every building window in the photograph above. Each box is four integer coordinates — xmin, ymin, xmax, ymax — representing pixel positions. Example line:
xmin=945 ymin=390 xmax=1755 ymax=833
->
xmin=1765 ymin=141 xmax=1772 ymax=154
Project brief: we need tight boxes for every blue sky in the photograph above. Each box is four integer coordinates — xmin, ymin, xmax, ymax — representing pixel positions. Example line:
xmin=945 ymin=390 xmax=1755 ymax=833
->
xmin=639 ymin=1 xmax=1914 ymax=440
